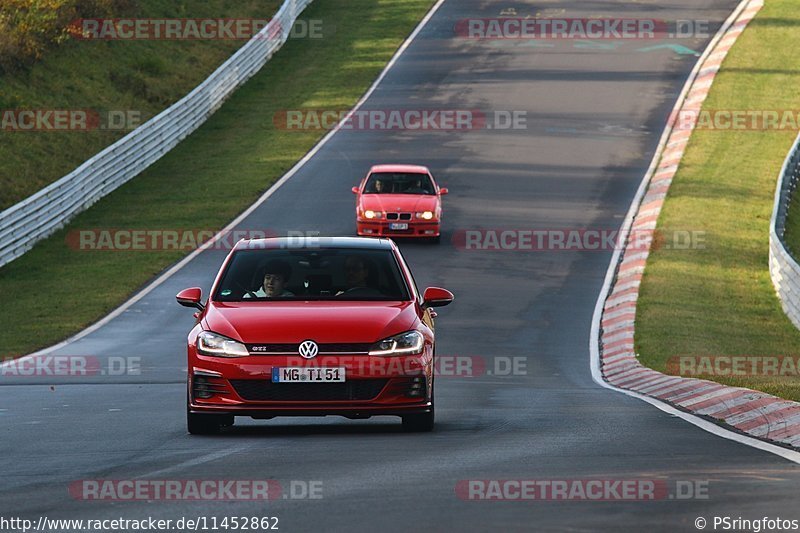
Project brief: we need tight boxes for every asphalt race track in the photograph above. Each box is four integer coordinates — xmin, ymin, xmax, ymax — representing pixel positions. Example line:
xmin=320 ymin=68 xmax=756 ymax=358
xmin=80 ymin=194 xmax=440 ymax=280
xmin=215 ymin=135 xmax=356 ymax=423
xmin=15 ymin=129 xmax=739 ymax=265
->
xmin=3 ymin=1 xmax=799 ymax=532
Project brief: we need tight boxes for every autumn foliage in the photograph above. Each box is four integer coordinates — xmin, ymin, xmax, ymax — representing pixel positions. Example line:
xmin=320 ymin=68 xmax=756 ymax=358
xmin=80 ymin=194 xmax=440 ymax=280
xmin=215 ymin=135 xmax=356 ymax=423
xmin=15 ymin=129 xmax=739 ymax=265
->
xmin=0 ymin=0 xmax=135 ymax=73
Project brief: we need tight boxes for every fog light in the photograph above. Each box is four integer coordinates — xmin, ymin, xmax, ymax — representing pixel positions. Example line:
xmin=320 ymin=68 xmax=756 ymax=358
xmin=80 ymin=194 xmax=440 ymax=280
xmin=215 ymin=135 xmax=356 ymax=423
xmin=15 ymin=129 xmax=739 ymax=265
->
xmin=363 ymin=229 xmax=374 ymax=234
xmin=193 ymin=376 xmax=213 ymax=399
xmin=192 ymin=374 xmax=229 ymax=399
xmin=406 ymin=376 xmax=427 ymax=398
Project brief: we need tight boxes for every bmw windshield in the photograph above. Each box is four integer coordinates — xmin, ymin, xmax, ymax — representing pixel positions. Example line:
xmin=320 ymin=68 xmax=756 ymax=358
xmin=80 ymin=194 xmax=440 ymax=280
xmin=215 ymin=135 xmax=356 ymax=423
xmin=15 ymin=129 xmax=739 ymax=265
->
xmin=364 ymin=172 xmax=435 ymax=195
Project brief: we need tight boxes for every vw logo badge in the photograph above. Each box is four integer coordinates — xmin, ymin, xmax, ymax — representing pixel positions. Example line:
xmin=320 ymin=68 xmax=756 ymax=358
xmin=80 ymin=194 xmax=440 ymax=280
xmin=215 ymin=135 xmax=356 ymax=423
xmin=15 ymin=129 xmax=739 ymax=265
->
xmin=298 ymin=340 xmax=319 ymax=359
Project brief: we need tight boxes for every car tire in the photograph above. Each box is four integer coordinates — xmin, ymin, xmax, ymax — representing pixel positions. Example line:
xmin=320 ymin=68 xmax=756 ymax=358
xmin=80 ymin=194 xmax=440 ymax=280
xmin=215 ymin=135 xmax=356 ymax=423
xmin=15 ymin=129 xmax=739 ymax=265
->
xmin=402 ymin=410 xmax=434 ymax=432
xmin=187 ymin=404 xmax=233 ymax=435
xmin=402 ymin=385 xmax=434 ymax=432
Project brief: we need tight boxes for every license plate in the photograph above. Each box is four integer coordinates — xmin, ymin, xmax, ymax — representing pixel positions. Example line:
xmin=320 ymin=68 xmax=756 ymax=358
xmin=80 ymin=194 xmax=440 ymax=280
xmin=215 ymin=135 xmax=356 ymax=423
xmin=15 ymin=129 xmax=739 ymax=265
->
xmin=390 ymin=223 xmax=409 ymax=230
xmin=272 ymin=367 xmax=346 ymax=383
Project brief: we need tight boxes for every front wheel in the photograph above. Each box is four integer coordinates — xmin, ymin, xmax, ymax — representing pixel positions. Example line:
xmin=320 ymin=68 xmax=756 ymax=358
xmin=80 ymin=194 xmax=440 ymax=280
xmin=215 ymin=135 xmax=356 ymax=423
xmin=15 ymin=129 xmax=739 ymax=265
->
xmin=402 ymin=410 xmax=434 ymax=432
xmin=402 ymin=385 xmax=434 ymax=432
xmin=187 ymin=405 xmax=233 ymax=435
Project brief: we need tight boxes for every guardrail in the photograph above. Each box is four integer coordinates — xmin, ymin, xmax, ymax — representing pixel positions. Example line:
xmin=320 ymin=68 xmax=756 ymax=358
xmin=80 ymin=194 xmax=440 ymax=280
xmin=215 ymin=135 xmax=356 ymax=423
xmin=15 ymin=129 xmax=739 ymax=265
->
xmin=769 ymin=131 xmax=800 ymax=329
xmin=0 ymin=0 xmax=313 ymax=268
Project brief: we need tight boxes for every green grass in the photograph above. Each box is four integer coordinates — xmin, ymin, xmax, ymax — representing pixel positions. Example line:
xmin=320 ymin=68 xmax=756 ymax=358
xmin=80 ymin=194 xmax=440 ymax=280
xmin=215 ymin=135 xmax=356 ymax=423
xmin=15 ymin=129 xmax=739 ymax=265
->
xmin=635 ymin=0 xmax=800 ymax=401
xmin=0 ymin=0 xmax=436 ymax=359
xmin=0 ymin=0 xmax=282 ymax=211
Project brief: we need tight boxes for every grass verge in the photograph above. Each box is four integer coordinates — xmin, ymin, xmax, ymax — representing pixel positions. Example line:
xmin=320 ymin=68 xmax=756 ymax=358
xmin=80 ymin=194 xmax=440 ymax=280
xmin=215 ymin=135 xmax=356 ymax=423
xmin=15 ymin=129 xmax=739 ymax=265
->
xmin=0 ymin=0 xmax=282 ymax=210
xmin=635 ymin=0 xmax=800 ymax=402
xmin=0 ymin=0 xmax=436 ymax=358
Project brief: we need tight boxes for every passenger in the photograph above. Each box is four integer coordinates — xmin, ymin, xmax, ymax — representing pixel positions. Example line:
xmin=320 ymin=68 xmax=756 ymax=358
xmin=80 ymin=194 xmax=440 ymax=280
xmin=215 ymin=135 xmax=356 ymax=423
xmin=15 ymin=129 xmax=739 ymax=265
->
xmin=245 ymin=260 xmax=295 ymax=298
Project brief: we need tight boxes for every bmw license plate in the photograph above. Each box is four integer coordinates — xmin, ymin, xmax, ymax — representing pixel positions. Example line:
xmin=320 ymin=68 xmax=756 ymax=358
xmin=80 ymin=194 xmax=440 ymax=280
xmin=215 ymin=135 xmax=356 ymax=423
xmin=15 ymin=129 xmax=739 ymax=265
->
xmin=390 ymin=223 xmax=409 ymax=230
xmin=272 ymin=367 xmax=346 ymax=383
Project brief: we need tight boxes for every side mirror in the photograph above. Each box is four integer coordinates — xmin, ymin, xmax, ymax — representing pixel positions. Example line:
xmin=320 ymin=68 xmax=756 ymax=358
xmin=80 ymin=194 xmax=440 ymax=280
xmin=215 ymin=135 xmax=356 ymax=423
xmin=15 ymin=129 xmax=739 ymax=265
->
xmin=439 ymin=187 xmax=449 ymax=195
xmin=351 ymin=186 xmax=360 ymax=194
xmin=176 ymin=287 xmax=205 ymax=311
xmin=422 ymin=287 xmax=454 ymax=308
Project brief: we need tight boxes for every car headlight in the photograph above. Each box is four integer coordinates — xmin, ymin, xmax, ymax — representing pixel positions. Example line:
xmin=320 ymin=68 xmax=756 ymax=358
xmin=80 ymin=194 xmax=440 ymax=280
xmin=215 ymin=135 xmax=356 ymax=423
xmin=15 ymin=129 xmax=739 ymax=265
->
xmin=197 ymin=331 xmax=250 ymax=358
xmin=369 ymin=331 xmax=424 ymax=356
xmin=416 ymin=211 xmax=435 ymax=220
xmin=364 ymin=210 xmax=382 ymax=219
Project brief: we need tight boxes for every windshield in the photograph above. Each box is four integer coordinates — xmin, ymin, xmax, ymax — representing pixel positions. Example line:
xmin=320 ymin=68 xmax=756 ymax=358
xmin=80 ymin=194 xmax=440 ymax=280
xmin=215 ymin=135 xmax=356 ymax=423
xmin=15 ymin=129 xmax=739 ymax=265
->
xmin=214 ymin=248 xmax=411 ymax=302
xmin=364 ymin=172 xmax=435 ymax=195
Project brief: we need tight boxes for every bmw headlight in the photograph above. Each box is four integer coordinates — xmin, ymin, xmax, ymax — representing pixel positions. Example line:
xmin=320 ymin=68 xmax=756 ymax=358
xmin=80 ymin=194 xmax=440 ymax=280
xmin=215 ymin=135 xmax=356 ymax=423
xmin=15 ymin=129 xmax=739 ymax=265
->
xmin=415 ymin=211 xmax=434 ymax=220
xmin=197 ymin=331 xmax=250 ymax=358
xmin=364 ymin=210 xmax=383 ymax=219
xmin=369 ymin=331 xmax=424 ymax=356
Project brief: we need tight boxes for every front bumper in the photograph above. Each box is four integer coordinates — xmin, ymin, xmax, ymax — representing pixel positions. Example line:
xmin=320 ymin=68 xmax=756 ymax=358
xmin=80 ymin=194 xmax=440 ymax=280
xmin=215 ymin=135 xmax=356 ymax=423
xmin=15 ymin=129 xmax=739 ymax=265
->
xmin=356 ymin=219 xmax=440 ymax=238
xmin=188 ymin=353 xmax=433 ymax=418
xmin=188 ymin=402 xmax=433 ymax=419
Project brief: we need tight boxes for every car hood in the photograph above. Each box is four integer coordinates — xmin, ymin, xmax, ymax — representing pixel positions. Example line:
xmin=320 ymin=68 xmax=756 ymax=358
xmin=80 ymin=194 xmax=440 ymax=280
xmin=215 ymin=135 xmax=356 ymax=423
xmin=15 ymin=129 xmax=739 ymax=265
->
xmin=202 ymin=301 xmax=419 ymax=343
xmin=359 ymin=194 xmax=438 ymax=213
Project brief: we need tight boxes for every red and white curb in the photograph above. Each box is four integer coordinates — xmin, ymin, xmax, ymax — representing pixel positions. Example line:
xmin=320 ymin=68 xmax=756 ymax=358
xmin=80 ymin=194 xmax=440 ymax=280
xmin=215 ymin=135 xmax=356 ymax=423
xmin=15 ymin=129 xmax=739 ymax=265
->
xmin=593 ymin=0 xmax=800 ymax=459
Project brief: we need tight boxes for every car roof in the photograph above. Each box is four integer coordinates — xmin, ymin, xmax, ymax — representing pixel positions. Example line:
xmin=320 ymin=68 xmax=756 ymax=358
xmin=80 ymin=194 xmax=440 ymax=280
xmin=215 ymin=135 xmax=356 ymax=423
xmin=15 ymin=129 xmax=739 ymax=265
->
xmin=234 ymin=236 xmax=396 ymax=251
xmin=369 ymin=164 xmax=430 ymax=174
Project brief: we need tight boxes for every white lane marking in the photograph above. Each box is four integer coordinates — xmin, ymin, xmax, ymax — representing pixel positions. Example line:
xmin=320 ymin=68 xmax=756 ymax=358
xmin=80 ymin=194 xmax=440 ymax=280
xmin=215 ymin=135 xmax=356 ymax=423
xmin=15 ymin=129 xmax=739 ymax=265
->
xmin=589 ymin=0 xmax=800 ymax=465
xmin=134 ymin=444 xmax=253 ymax=479
xmin=2 ymin=0 xmax=449 ymax=368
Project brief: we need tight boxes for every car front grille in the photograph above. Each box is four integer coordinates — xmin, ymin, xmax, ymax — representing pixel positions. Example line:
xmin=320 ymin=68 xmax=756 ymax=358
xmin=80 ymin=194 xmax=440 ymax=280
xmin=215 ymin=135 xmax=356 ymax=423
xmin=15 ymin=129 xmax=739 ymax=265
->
xmin=246 ymin=343 xmax=373 ymax=355
xmin=386 ymin=213 xmax=412 ymax=220
xmin=230 ymin=379 xmax=389 ymax=402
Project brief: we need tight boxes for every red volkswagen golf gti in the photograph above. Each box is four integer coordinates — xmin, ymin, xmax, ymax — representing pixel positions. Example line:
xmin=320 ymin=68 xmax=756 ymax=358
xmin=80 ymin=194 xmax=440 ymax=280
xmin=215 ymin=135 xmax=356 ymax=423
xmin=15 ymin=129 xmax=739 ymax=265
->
xmin=176 ymin=237 xmax=454 ymax=434
xmin=353 ymin=164 xmax=448 ymax=242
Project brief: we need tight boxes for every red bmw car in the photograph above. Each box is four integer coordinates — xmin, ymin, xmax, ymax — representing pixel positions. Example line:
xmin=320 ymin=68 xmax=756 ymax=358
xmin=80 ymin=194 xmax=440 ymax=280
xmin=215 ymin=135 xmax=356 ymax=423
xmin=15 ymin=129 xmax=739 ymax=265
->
xmin=176 ymin=237 xmax=454 ymax=434
xmin=352 ymin=164 xmax=448 ymax=242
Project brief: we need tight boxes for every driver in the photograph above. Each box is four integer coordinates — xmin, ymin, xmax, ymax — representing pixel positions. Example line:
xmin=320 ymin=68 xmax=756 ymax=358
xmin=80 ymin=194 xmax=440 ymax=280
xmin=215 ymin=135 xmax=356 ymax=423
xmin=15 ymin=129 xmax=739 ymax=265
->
xmin=407 ymin=177 xmax=430 ymax=194
xmin=345 ymin=255 xmax=369 ymax=288
xmin=245 ymin=259 xmax=295 ymax=298
xmin=337 ymin=255 xmax=377 ymax=295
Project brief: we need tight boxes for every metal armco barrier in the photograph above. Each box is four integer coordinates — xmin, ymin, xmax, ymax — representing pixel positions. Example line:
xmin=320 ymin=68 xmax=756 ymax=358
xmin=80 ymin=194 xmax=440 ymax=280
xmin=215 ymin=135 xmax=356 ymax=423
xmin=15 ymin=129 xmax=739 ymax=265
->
xmin=770 ymin=131 xmax=800 ymax=329
xmin=0 ymin=0 xmax=313 ymax=268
